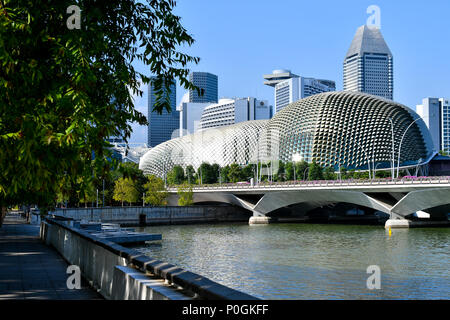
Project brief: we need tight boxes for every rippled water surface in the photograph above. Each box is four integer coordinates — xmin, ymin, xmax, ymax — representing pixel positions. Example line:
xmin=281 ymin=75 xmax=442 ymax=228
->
xmin=135 ymin=223 xmax=450 ymax=299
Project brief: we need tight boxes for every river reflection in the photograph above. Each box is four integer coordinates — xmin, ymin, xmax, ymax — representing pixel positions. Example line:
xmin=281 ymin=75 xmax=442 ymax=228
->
xmin=135 ymin=223 xmax=450 ymax=299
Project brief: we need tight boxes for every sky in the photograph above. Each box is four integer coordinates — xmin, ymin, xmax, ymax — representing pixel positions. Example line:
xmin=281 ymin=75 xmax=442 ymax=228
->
xmin=129 ymin=0 xmax=450 ymax=143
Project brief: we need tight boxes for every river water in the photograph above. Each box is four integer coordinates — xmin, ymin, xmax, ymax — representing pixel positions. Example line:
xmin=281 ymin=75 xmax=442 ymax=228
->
xmin=135 ymin=223 xmax=450 ymax=299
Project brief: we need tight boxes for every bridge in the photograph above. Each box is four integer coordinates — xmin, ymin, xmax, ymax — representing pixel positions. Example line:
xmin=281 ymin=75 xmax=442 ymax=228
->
xmin=167 ymin=177 xmax=450 ymax=228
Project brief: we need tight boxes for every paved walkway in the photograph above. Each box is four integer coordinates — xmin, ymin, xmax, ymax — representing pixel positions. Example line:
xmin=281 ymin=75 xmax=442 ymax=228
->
xmin=0 ymin=212 xmax=102 ymax=300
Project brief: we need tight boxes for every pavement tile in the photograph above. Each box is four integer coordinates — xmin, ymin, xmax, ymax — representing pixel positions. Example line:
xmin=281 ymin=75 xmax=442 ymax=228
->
xmin=0 ymin=214 xmax=102 ymax=300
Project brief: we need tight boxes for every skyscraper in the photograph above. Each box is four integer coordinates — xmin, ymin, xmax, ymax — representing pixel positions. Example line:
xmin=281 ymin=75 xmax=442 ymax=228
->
xmin=264 ymin=70 xmax=335 ymax=113
xmin=343 ymin=25 xmax=393 ymax=100
xmin=147 ymin=77 xmax=178 ymax=147
xmin=417 ymin=97 xmax=450 ymax=153
xmin=189 ymin=72 xmax=218 ymax=103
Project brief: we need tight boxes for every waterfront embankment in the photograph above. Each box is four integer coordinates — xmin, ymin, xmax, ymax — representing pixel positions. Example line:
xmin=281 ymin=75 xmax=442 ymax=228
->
xmin=46 ymin=205 xmax=251 ymax=226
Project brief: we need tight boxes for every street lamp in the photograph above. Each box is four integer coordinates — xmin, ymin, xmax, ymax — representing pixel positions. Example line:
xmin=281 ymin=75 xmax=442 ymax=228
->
xmin=292 ymin=153 xmax=302 ymax=183
xmin=303 ymin=167 xmax=309 ymax=181
xmin=388 ymin=118 xmax=395 ymax=180
xmin=353 ymin=140 xmax=372 ymax=180
xmin=396 ymin=117 xmax=423 ymax=178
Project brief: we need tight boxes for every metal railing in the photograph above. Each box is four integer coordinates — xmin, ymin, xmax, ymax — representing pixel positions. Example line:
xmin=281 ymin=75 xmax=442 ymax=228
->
xmin=167 ymin=176 xmax=450 ymax=192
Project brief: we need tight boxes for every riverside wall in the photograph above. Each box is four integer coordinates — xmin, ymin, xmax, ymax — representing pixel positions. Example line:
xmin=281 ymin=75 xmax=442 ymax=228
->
xmin=50 ymin=205 xmax=251 ymax=226
xmin=40 ymin=217 xmax=257 ymax=300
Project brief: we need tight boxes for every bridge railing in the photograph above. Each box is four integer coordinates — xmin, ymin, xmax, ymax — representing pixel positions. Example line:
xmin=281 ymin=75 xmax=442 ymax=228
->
xmin=167 ymin=176 xmax=450 ymax=191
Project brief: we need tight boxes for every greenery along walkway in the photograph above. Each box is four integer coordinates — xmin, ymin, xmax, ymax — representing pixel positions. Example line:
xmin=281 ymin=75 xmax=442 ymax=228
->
xmin=0 ymin=212 xmax=102 ymax=300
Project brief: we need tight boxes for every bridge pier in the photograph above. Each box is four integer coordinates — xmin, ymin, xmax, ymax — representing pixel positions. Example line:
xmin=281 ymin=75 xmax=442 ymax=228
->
xmin=249 ymin=215 xmax=277 ymax=225
xmin=385 ymin=219 xmax=450 ymax=229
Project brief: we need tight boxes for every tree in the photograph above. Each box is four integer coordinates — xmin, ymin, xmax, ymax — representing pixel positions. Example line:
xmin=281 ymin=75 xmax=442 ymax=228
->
xmin=177 ymin=183 xmax=193 ymax=206
xmin=220 ymin=165 xmax=230 ymax=183
xmin=296 ymin=161 xmax=309 ymax=181
xmin=324 ymin=166 xmax=336 ymax=180
xmin=227 ymin=163 xmax=242 ymax=183
xmin=285 ymin=162 xmax=294 ymax=181
xmin=340 ymin=167 xmax=348 ymax=180
xmin=0 ymin=0 xmax=200 ymax=215
xmin=167 ymin=165 xmax=185 ymax=185
xmin=197 ymin=162 xmax=217 ymax=184
xmin=241 ymin=164 xmax=254 ymax=181
xmin=113 ymin=177 xmax=139 ymax=206
xmin=275 ymin=160 xmax=285 ymax=182
xmin=211 ymin=163 xmax=220 ymax=184
xmin=185 ymin=165 xmax=195 ymax=184
xmin=308 ymin=161 xmax=324 ymax=180
xmin=144 ymin=175 xmax=167 ymax=206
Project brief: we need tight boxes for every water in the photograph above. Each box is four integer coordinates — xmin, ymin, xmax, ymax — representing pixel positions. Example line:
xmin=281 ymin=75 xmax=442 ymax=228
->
xmin=135 ymin=223 xmax=450 ymax=299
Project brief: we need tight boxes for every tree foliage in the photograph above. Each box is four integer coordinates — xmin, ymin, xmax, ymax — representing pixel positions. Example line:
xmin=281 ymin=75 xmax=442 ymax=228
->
xmin=308 ymin=161 xmax=324 ymax=180
xmin=227 ymin=163 xmax=242 ymax=183
xmin=0 ymin=0 xmax=199 ymax=212
xmin=167 ymin=165 xmax=185 ymax=185
xmin=144 ymin=175 xmax=167 ymax=206
xmin=177 ymin=182 xmax=193 ymax=206
xmin=113 ymin=177 xmax=139 ymax=206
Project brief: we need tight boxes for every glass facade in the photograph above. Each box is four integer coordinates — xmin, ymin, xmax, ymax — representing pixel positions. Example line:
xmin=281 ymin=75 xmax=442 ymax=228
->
xmin=189 ymin=72 xmax=218 ymax=103
xmin=148 ymin=78 xmax=178 ymax=147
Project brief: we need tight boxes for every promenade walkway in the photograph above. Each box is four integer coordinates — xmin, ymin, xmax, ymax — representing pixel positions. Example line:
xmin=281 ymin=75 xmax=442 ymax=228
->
xmin=0 ymin=212 xmax=102 ymax=300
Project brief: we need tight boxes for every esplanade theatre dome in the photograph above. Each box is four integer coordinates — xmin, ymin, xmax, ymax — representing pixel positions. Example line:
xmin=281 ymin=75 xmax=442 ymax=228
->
xmin=139 ymin=91 xmax=434 ymax=178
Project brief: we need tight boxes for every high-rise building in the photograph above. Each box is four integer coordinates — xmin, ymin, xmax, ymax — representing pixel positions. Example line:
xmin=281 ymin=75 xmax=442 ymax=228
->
xmin=417 ymin=97 xmax=450 ymax=153
xmin=189 ymin=72 xmax=218 ymax=103
xmin=263 ymin=69 xmax=298 ymax=87
xmin=147 ymin=77 xmax=178 ymax=147
xmin=343 ymin=25 xmax=393 ymax=100
xmin=264 ymin=70 xmax=335 ymax=113
xmin=199 ymin=97 xmax=271 ymax=130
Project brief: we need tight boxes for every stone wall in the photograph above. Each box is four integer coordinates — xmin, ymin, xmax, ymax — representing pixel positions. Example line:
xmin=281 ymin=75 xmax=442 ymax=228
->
xmin=50 ymin=205 xmax=251 ymax=226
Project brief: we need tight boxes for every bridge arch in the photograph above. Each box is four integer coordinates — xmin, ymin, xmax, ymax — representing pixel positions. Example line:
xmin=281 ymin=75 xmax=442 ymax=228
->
xmin=251 ymin=190 xmax=392 ymax=216
xmin=391 ymin=188 xmax=450 ymax=218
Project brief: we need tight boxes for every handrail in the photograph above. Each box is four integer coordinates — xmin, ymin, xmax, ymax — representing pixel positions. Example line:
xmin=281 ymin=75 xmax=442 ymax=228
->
xmin=166 ymin=176 xmax=450 ymax=191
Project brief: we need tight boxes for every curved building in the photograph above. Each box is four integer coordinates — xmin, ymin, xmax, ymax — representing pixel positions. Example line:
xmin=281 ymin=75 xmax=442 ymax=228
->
xmin=139 ymin=91 xmax=434 ymax=177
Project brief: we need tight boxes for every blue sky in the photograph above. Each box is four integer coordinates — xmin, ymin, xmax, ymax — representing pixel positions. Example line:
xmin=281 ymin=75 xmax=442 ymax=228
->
xmin=129 ymin=0 xmax=450 ymax=143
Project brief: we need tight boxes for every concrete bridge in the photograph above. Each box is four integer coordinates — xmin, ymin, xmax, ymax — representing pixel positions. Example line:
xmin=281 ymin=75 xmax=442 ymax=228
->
xmin=167 ymin=177 xmax=450 ymax=228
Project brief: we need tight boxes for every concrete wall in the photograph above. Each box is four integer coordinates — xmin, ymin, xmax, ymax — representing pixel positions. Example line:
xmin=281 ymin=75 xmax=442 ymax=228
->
xmin=40 ymin=218 xmax=257 ymax=300
xmin=50 ymin=205 xmax=250 ymax=225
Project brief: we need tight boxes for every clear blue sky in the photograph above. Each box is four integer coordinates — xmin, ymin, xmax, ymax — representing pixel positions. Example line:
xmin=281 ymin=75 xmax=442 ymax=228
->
xmin=129 ymin=0 xmax=450 ymax=143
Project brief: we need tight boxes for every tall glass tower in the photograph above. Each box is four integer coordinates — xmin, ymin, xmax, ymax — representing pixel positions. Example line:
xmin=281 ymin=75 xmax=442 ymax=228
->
xmin=343 ymin=25 xmax=393 ymax=100
xmin=189 ymin=72 xmax=218 ymax=103
xmin=148 ymin=78 xmax=178 ymax=147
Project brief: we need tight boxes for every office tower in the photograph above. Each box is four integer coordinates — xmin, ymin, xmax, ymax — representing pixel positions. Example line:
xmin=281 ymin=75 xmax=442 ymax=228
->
xmin=199 ymin=97 xmax=271 ymax=130
xmin=417 ymin=97 xmax=450 ymax=153
xmin=264 ymin=70 xmax=335 ymax=113
xmin=343 ymin=25 xmax=393 ymax=100
xmin=263 ymin=69 xmax=298 ymax=87
xmin=147 ymin=77 xmax=178 ymax=147
xmin=189 ymin=72 xmax=218 ymax=103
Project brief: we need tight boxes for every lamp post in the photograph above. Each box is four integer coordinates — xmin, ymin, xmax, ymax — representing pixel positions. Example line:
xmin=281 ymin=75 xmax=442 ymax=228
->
xmin=388 ymin=118 xmax=395 ymax=180
xmin=353 ymin=141 xmax=372 ymax=180
xmin=373 ymin=162 xmax=383 ymax=178
xmin=396 ymin=117 xmax=423 ymax=178
xmin=303 ymin=167 xmax=309 ymax=181
xmin=102 ymin=179 xmax=105 ymax=207
xmin=292 ymin=153 xmax=302 ymax=183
